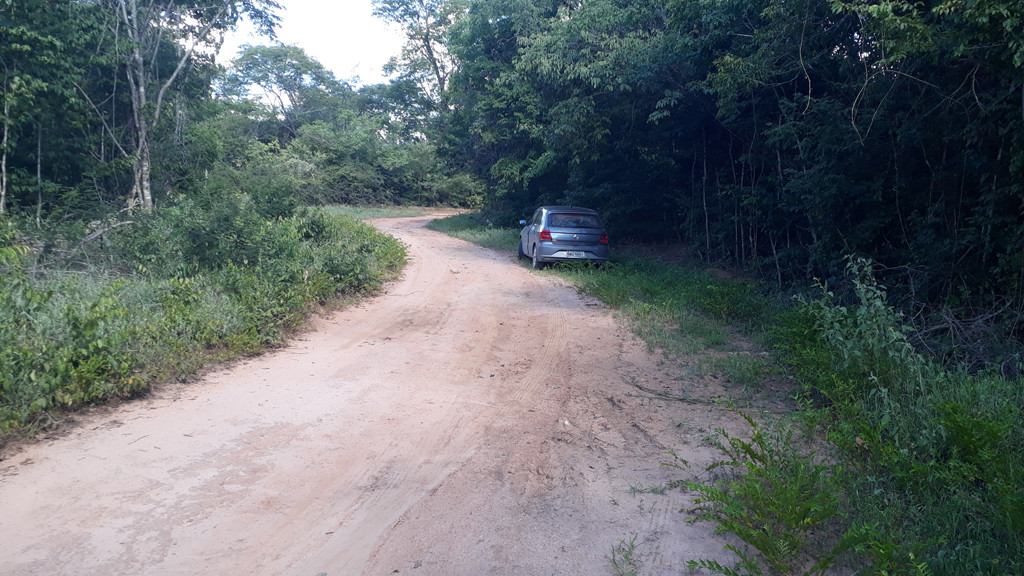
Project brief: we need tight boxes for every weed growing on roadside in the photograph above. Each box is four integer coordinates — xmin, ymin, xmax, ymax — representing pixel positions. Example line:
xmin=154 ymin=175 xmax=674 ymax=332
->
xmin=0 ymin=271 xmax=136 ymax=428
xmin=772 ymin=258 xmax=1024 ymax=575
xmin=682 ymin=407 xmax=866 ymax=576
xmin=610 ymin=535 xmax=641 ymax=576
xmin=628 ymin=482 xmax=668 ymax=496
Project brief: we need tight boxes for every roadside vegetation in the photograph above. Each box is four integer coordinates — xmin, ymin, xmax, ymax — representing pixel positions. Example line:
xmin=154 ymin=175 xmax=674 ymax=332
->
xmin=426 ymin=212 xmax=519 ymax=252
xmin=0 ymin=207 xmax=404 ymax=440
xmin=430 ymin=214 xmax=1023 ymax=576
xmin=1 ymin=2 xmax=466 ymax=443
xmin=324 ymin=206 xmax=435 ymax=220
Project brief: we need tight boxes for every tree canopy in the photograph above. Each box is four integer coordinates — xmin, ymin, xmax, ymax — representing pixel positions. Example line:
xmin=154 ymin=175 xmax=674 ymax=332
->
xmin=434 ymin=0 xmax=1024 ymax=312
xmin=2 ymin=0 xmax=1022 ymax=313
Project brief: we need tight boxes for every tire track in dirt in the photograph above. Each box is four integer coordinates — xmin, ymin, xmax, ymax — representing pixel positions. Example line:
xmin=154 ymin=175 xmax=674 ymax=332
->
xmin=507 ymin=297 xmax=569 ymax=407
xmin=295 ymin=230 xmax=572 ymax=575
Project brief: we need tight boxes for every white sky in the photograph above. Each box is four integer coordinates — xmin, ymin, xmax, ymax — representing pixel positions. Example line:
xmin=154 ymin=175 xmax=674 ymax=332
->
xmin=220 ymin=0 xmax=407 ymax=86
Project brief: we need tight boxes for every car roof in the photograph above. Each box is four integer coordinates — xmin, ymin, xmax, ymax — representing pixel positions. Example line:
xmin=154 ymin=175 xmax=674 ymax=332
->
xmin=540 ymin=206 xmax=599 ymax=214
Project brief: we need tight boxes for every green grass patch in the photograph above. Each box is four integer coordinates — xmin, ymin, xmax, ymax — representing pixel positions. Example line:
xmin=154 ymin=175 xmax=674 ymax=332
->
xmin=321 ymin=204 xmax=434 ymax=219
xmin=560 ymin=259 xmax=768 ymax=353
xmin=711 ymin=354 xmax=772 ymax=393
xmin=426 ymin=212 xmax=520 ymax=251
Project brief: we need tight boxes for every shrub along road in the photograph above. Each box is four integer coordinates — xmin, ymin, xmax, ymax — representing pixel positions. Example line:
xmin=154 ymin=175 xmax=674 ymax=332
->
xmin=0 ymin=216 xmax=736 ymax=575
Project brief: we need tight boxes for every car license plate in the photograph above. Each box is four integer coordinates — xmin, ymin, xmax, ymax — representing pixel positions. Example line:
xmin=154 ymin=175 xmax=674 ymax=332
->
xmin=565 ymin=251 xmax=586 ymax=258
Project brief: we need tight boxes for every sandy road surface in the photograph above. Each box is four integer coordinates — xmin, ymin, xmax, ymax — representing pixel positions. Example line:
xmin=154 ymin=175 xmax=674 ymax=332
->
xmin=0 ymin=216 xmax=733 ymax=575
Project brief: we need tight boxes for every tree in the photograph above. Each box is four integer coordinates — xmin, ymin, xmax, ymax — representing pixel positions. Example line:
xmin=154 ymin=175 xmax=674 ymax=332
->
xmin=224 ymin=44 xmax=350 ymax=143
xmin=101 ymin=0 xmax=280 ymax=210
xmin=372 ymin=0 xmax=467 ymax=136
xmin=441 ymin=0 xmax=563 ymax=214
xmin=356 ymin=79 xmax=434 ymax=142
xmin=0 ymin=36 xmax=51 ymax=215
xmin=0 ymin=0 xmax=87 ymax=217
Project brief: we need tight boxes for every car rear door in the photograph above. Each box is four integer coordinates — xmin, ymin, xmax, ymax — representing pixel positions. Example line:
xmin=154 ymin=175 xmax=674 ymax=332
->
xmin=546 ymin=213 xmax=604 ymax=246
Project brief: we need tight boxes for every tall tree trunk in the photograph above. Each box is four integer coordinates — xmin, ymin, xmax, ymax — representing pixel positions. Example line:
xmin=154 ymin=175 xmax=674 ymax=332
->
xmin=36 ymin=121 xmax=42 ymax=227
xmin=124 ymin=6 xmax=153 ymax=210
xmin=114 ymin=0 xmax=229 ymax=210
xmin=129 ymin=113 xmax=153 ymax=210
xmin=702 ymin=132 xmax=710 ymax=260
xmin=1 ymin=97 xmax=8 ymax=216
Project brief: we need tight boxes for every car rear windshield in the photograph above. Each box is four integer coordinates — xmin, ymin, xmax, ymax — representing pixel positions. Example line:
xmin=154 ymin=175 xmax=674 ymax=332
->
xmin=547 ymin=213 xmax=602 ymax=229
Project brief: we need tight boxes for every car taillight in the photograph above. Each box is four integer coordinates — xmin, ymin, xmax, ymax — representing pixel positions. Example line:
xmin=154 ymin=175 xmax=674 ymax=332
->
xmin=539 ymin=229 xmax=552 ymax=241
xmin=599 ymin=232 xmax=609 ymax=243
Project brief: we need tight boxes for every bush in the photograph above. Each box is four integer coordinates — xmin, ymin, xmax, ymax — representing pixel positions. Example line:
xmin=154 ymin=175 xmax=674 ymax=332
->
xmin=0 ymin=270 xmax=137 ymax=428
xmin=683 ymin=408 xmax=865 ymax=576
xmin=0 ymin=207 xmax=405 ymax=441
xmin=773 ymin=258 xmax=1024 ymax=575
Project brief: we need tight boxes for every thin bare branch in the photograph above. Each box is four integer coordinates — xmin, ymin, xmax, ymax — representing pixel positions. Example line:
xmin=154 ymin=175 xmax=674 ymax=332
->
xmin=71 ymin=81 xmax=131 ymax=158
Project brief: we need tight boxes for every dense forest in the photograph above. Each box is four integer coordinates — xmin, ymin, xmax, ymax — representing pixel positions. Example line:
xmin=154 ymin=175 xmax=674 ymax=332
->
xmin=4 ymin=0 xmax=1023 ymax=314
xmin=432 ymin=0 xmax=1024 ymax=364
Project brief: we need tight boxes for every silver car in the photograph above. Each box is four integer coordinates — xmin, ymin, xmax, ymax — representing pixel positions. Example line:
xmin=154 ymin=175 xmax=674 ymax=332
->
xmin=518 ymin=206 xmax=610 ymax=269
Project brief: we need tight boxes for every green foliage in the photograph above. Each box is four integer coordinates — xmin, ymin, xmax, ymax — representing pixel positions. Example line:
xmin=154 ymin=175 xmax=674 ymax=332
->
xmin=0 ymin=273 xmax=135 ymax=428
xmin=425 ymin=212 xmax=519 ymax=251
xmin=372 ymin=0 xmax=466 ymax=127
xmin=685 ymin=409 xmax=864 ymax=576
xmin=0 ymin=207 xmax=405 ymax=440
xmin=0 ymin=221 xmax=28 ymax=265
xmin=115 ymin=190 xmax=294 ymax=274
xmin=223 ymin=44 xmax=346 ymax=142
xmin=443 ymin=0 xmax=1024 ymax=333
xmin=773 ymin=258 xmax=1024 ymax=575
xmin=0 ymin=0 xmax=112 ymax=215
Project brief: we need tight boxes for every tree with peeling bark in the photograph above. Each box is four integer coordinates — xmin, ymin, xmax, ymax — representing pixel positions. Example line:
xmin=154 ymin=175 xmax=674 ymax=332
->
xmin=103 ymin=0 xmax=279 ymax=210
xmin=372 ymin=0 xmax=466 ymax=137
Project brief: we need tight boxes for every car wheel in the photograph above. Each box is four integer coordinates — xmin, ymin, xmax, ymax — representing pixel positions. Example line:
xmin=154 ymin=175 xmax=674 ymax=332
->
xmin=532 ymin=246 xmax=545 ymax=270
xmin=517 ymin=239 xmax=526 ymax=260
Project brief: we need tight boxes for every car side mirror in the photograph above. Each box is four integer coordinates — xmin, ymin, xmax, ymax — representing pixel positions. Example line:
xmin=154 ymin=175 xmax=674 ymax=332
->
xmin=519 ymin=220 xmax=527 ymax=226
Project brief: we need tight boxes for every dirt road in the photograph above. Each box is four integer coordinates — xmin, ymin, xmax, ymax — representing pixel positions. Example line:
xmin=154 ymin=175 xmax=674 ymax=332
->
xmin=0 ymin=216 xmax=732 ymax=575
